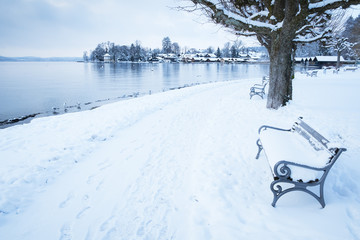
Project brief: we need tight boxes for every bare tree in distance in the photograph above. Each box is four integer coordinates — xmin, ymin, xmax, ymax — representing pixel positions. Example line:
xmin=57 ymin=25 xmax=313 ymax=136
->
xmin=180 ymin=0 xmax=360 ymax=109
xmin=162 ymin=37 xmax=172 ymax=54
xmin=326 ymin=35 xmax=355 ymax=68
xmin=342 ymin=15 xmax=360 ymax=60
xmin=324 ymin=10 xmax=357 ymax=68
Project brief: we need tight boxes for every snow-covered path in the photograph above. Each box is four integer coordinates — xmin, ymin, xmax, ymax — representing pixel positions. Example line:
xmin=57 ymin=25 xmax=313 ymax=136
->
xmin=1 ymin=81 xmax=256 ymax=239
xmin=1 ymin=71 xmax=360 ymax=239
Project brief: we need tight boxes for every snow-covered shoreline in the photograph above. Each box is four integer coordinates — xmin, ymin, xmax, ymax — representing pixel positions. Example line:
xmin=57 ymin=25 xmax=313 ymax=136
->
xmin=0 ymin=69 xmax=359 ymax=239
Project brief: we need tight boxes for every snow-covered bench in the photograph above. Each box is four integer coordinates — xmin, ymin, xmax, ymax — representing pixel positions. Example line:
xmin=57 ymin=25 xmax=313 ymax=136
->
xmin=344 ymin=66 xmax=357 ymax=71
xmin=255 ymin=117 xmax=346 ymax=208
xmin=306 ymin=70 xmax=318 ymax=77
xmin=261 ymin=76 xmax=269 ymax=83
xmin=249 ymin=76 xmax=269 ymax=99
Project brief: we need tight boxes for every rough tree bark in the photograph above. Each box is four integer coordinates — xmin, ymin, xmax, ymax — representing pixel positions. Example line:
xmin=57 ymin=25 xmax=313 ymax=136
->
xmin=267 ymin=1 xmax=298 ymax=108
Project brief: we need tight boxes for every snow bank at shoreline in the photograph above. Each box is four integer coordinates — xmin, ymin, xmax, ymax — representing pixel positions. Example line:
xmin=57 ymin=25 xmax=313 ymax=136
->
xmin=0 ymin=69 xmax=359 ymax=239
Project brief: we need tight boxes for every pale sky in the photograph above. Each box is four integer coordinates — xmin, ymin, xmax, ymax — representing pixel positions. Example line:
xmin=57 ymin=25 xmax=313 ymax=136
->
xmin=0 ymin=0 xmax=359 ymax=58
xmin=0 ymin=0 xmax=252 ymax=57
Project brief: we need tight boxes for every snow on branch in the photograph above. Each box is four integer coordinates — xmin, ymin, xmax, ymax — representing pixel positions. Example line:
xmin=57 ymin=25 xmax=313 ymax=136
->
xmin=309 ymin=0 xmax=344 ymax=10
xmin=218 ymin=8 xmax=283 ymax=31
xmin=235 ymin=31 xmax=258 ymax=36
xmin=293 ymin=27 xmax=332 ymax=43
xmin=190 ymin=0 xmax=282 ymax=33
xmin=326 ymin=35 xmax=355 ymax=52
xmin=294 ymin=7 xmax=334 ymax=43
xmin=248 ymin=10 xmax=270 ymax=20
xmin=308 ymin=0 xmax=360 ymax=14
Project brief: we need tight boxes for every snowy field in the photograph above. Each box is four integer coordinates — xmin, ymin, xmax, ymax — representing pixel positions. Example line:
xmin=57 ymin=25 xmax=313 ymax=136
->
xmin=0 ymin=68 xmax=359 ymax=239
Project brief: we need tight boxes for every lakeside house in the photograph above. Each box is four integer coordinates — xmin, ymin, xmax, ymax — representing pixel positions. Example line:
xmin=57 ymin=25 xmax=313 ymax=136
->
xmin=181 ymin=52 xmax=262 ymax=63
xmin=103 ymin=53 xmax=111 ymax=63
xmin=148 ymin=54 xmax=179 ymax=63
xmin=295 ymin=56 xmax=346 ymax=67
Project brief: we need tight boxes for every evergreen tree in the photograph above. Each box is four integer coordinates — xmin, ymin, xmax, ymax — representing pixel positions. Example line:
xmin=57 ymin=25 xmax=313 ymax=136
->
xmin=129 ymin=44 xmax=136 ymax=62
xmin=215 ymin=47 xmax=221 ymax=58
xmin=83 ymin=51 xmax=89 ymax=62
xmin=230 ymin=45 xmax=238 ymax=58
xmin=222 ymin=42 xmax=231 ymax=58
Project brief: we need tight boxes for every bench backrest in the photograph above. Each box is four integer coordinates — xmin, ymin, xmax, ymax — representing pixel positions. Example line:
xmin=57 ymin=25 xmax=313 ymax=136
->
xmin=262 ymin=82 xmax=268 ymax=90
xmin=262 ymin=76 xmax=269 ymax=84
xmin=292 ymin=117 xmax=335 ymax=155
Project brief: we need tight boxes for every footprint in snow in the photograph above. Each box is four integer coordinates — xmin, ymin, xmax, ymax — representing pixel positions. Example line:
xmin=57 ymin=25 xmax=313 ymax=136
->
xmin=82 ymin=194 xmax=89 ymax=202
xmin=76 ymin=206 xmax=91 ymax=219
xmin=96 ymin=180 xmax=104 ymax=191
xmin=59 ymin=223 xmax=72 ymax=240
xmin=346 ymin=206 xmax=360 ymax=239
xmin=100 ymin=216 xmax=116 ymax=232
xmin=59 ymin=193 xmax=74 ymax=208
xmin=137 ymin=226 xmax=145 ymax=237
xmin=87 ymin=175 xmax=95 ymax=184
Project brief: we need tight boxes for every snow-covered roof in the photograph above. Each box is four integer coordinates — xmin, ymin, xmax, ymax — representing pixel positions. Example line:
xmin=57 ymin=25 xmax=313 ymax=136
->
xmin=158 ymin=54 xmax=177 ymax=58
xmin=314 ymin=56 xmax=345 ymax=62
xmin=297 ymin=56 xmax=345 ymax=62
xmin=182 ymin=54 xmax=196 ymax=58
xmin=206 ymin=53 xmax=217 ymax=58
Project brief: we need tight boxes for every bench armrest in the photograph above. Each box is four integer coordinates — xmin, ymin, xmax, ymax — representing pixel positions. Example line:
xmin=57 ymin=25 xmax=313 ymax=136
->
xmin=258 ymin=125 xmax=292 ymax=134
xmin=250 ymin=86 xmax=265 ymax=91
xmin=273 ymin=160 xmax=328 ymax=181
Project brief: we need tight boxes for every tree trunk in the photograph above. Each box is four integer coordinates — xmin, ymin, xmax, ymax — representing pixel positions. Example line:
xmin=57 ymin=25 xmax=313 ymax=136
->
xmin=267 ymin=31 xmax=295 ymax=109
xmin=337 ymin=51 xmax=341 ymax=69
xmin=266 ymin=2 xmax=297 ymax=109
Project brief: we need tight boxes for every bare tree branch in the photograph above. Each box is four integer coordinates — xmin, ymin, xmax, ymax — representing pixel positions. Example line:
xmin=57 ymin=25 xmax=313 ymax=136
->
xmin=190 ymin=0 xmax=276 ymax=34
xmin=308 ymin=0 xmax=360 ymax=14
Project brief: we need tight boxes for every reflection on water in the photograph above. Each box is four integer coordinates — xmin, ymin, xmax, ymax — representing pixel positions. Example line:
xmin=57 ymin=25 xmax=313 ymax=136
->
xmin=0 ymin=62 xmax=270 ymax=124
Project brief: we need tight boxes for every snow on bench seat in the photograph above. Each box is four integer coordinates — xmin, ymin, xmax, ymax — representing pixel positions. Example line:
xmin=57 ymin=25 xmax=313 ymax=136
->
xmin=255 ymin=117 xmax=346 ymax=208
xmin=260 ymin=128 xmax=332 ymax=183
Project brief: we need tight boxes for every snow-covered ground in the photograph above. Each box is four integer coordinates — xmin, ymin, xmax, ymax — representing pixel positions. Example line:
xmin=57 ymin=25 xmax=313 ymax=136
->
xmin=0 ymin=68 xmax=359 ymax=240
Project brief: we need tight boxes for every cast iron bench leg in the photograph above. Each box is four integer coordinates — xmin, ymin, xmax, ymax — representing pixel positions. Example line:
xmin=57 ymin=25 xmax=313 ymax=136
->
xmin=270 ymin=180 xmax=326 ymax=208
xmin=255 ymin=139 xmax=263 ymax=159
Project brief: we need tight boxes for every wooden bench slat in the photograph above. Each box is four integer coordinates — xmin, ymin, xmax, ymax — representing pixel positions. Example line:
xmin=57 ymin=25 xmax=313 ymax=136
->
xmin=295 ymin=118 xmax=331 ymax=151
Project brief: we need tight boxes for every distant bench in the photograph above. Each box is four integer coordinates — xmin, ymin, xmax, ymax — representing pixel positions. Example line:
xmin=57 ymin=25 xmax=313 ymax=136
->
xmin=255 ymin=117 xmax=346 ymax=208
xmin=344 ymin=66 xmax=357 ymax=72
xmin=249 ymin=76 xmax=269 ymax=99
xmin=306 ymin=70 xmax=318 ymax=77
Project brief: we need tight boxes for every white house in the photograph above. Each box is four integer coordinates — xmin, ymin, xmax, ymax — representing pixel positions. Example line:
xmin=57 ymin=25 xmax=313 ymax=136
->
xmin=104 ymin=53 xmax=111 ymax=63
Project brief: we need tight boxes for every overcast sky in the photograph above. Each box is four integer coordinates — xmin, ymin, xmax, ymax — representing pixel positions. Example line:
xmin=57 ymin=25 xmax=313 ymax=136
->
xmin=0 ymin=0 xmax=245 ymax=57
xmin=0 ymin=0 xmax=359 ymax=58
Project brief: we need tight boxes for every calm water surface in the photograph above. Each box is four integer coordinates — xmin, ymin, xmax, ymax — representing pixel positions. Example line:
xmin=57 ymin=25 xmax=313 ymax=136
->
xmin=0 ymin=62 xmax=270 ymax=124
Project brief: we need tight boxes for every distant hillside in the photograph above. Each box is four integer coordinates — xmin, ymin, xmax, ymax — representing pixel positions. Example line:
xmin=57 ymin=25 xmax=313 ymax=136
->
xmin=0 ymin=56 xmax=82 ymax=62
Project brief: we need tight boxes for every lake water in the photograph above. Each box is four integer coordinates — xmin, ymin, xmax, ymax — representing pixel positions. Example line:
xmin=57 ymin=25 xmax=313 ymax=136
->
xmin=0 ymin=62 xmax=270 ymax=126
